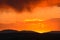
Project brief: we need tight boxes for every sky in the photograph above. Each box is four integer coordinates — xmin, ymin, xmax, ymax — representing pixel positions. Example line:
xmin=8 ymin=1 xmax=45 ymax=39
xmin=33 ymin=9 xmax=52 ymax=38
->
xmin=0 ymin=6 xmax=60 ymax=23
xmin=0 ymin=0 xmax=60 ymax=33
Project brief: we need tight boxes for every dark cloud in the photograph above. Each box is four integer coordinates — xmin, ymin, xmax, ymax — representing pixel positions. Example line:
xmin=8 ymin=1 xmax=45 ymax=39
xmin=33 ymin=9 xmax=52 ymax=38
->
xmin=0 ymin=0 xmax=59 ymax=12
xmin=0 ymin=0 xmax=43 ymax=12
xmin=57 ymin=3 xmax=60 ymax=7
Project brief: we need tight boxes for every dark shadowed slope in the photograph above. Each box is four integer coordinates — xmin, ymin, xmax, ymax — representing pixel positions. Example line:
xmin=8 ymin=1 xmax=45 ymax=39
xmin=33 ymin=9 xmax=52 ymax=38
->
xmin=42 ymin=31 xmax=60 ymax=40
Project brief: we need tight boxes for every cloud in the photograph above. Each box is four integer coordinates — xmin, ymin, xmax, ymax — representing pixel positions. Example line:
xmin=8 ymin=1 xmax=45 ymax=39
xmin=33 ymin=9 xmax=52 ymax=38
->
xmin=57 ymin=3 xmax=60 ymax=7
xmin=0 ymin=0 xmax=59 ymax=13
xmin=44 ymin=18 xmax=60 ymax=31
xmin=0 ymin=0 xmax=43 ymax=12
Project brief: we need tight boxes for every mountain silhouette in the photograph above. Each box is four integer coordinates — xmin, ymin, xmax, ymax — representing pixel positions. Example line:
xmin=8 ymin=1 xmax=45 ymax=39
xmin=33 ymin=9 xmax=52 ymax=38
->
xmin=0 ymin=30 xmax=41 ymax=40
xmin=0 ymin=30 xmax=60 ymax=40
xmin=0 ymin=29 xmax=19 ymax=33
xmin=41 ymin=31 xmax=60 ymax=40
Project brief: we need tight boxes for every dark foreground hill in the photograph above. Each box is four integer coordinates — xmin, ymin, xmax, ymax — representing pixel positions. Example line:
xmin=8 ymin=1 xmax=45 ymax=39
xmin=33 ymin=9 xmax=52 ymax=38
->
xmin=0 ymin=30 xmax=60 ymax=40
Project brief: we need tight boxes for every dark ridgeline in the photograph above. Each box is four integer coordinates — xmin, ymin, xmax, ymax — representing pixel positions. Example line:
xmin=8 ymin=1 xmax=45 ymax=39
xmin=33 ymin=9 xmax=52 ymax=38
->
xmin=0 ymin=29 xmax=60 ymax=40
xmin=0 ymin=29 xmax=19 ymax=33
xmin=0 ymin=30 xmax=41 ymax=40
xmin=41 ymin=31 xmax=60 ymax=40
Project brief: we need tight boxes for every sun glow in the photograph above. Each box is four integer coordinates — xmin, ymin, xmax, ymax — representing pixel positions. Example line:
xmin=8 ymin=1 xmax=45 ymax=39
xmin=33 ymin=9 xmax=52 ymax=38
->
xmin=22 ymin=19 xmax=52 ymax=33
xmin=24 ymin=19 xmax=43 ymax=22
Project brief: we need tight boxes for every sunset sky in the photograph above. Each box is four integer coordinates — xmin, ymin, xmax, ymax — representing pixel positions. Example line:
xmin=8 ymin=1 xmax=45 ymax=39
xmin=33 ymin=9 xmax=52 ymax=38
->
xmin=0 ymin=0 xmax=60 ymax=33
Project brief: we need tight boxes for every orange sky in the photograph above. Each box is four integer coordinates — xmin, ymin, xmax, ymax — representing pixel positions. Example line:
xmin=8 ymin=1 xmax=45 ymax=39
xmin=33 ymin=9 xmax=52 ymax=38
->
xmin=0 ymin=6 xmax=60 ymax=23
xmin=0 ymin=0 xmax=60 ymax=33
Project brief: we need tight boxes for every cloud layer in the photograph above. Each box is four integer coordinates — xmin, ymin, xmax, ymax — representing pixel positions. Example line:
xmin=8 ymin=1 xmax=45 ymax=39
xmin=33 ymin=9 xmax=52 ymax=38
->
xmin=0 ymin=0 xmax=60 ymax=12
xmin=0 ymin=0 xmax=42 ymax=12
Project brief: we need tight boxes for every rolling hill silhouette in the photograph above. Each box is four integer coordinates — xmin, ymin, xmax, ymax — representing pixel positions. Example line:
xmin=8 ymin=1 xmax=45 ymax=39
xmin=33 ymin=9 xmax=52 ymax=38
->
xmin=0 ymin=29 xmax=60 ymax=40
xmin=0 ymin=29 xmax=41 ymax=40
xmin=0 ymin=29 xmax=19 ymax=33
